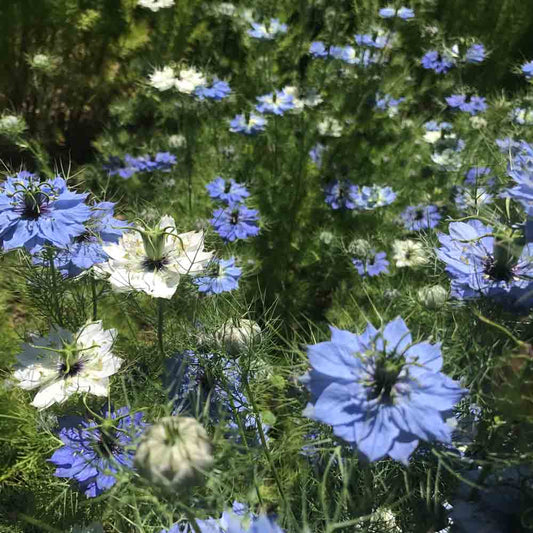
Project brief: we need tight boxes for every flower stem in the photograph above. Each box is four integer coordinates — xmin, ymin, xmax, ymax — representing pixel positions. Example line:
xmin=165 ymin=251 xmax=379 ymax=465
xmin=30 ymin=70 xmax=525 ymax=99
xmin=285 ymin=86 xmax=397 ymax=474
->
xmin=91 ymin=274 xmax=98 ymax=321
xmin=157 ymin=298 xmax=165 ymax=359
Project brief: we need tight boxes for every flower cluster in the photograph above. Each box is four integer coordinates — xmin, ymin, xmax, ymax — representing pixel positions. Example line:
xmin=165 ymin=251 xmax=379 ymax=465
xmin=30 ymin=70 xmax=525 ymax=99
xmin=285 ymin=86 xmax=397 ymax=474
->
xmin=104 ymin=152 xmax=176 ymax=179
xmin=400 ymin=204 xmax=441 ymax=231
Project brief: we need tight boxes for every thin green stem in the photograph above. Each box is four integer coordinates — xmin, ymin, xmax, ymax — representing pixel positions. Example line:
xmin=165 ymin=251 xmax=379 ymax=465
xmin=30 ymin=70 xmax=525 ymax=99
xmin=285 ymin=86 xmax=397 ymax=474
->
xmin=91 ymin=274 xmax=98 ymax=321
xmin=157 ymin=298 xmax=165 ymax=359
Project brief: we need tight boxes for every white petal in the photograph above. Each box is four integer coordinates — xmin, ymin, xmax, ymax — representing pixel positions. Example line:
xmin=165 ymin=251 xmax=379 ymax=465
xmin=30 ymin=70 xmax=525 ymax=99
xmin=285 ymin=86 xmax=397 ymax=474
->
xmin=31 ymin=380 xmax=69 ymax=409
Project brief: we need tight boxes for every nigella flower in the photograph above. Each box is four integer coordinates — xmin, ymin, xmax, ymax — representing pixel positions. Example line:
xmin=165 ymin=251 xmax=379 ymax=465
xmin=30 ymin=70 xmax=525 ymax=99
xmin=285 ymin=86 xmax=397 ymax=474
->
xmin=324 ymin=180 xmax=358 ymax=210
xmin=174 ymin=66 xmax=206 ymax=94
xmin=502 ymin=141 xmax=533 ymax=209
xmin=354 ymin=32 xmax=389 ymax=49
xmin=300 ymin=317 xmax=466 ymax=463
xmin=431 ymin=135 xmax=465 ymax=171
xmin=436 ymin=219 xmax=533 ymax=301
xmin=400 ymin=204 xmax=441 ymax=231
xmin=423 ymin=121 xmax=453 ymax=143
xmin=375 ymin=94 xmax=405 ymax=117
xmin=49 ymin=407 xmax=146 ymax=497
xmin=353 ymin=185 xmax=397 ymax=210
xmin=0 ymin=171 xmax=91 ymax=253
xmin=510 ymin=107 xmax=533 ymax=125
xmin=194 ymin=79 xmax=231 ymax=101
xmin=421 ymin=50 xmax=455 ymax=74
xmin=310 ymin=41 xmax=329 ymax=58
xmin=247 ymin=18 xmax=287 ymax=40
xmin=454 ymin=186 xmax=493 ymax=212
xmin=210 ymin=204 xmax=260 ymax=242
xmin=464 ymin=166 xmax=493 ymax=186
xmin=309 ymin=143 xmax=326 ymax=167
xmin=465 ymin=43 xmax=486 ymax=64
xmin=521 ymin=60 xmax=533 ymax=80
xmin=495 ymin=137 xmax=524 ymax=155
xmin=149 ymin=65 xmax=177 ymax=91
xmin=352 ymin=251 xmax=389 ymax=277
xmin=13 ymin=321 xmax=122 ymax=409
xmin=105 ymin=153 xmax=176 ymax=179
xmin=98 ymin=215 xmax=213 ymax=299
xmin=392 ymin=239 xmax=429 ymax=268
xmin=229 ymin=113 xmax=267 ymax=135
xmin=446 ymin=94 xmax=487 ymax=115
xmin=34 ymin=201 xmax=130 ymax=278
xmin=206 ymin=177 xmax=250 ymax=204
xmin=194 ymin=257 xmax=242 ymax=294
xmin=379 ymin=6 xmax=415 ymax=19
xmin=255 ymin=89 xmax=295 ymax=115
xmin=138 ymin=0 xmax=174 ymax=11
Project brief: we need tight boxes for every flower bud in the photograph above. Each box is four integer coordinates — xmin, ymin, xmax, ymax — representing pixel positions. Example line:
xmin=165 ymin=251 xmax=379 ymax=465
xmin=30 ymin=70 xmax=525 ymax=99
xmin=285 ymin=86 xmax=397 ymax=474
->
xmin=348 ymin=238 xmax=372 ymax=257
xmin=215 ymin=319 xmax=261 ymax=356
xmin=417 ymin=285 xmax=448 ymax=309
xmin=134 ymin=416 xmax=213 ymax=491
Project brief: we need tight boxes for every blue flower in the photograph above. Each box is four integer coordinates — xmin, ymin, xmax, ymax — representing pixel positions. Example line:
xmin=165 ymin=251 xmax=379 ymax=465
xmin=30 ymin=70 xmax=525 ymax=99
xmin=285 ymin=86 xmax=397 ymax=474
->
xmin=309 ymin=143 xmax=326 ymax=167
xmin=375 ymin=94 xmax=405 ymax=116
xmin=464 ymin=166 xmax=493 ymax=186
xmin=0 ymin=171 xmax=91 ymax=253
xmin=352 ymin=251 xmax=389 ymax=277
xmin=353 ymin=185 xmax=397 ymax=210
xmin=446 ymin=94 xmax=487 ymax=115
xmin=421 ymin=50 xmax=455 ymax=73
xmin=34 ymin=201 xmax=130 ymax=277
xmin=400 ymin=204 xmax=441 ymax=231
xmin=206 ymin=177 xmax=250 ymax=205
xmin=465 ymin=43 xmax=486 ymax=64
xmin=324 ymin=180 xmax=358 ymax=210
xmin=194 ymin=257 xmax=242 ymax=294
xmin=255 ymin=90 xmax=295 ymax=115
xmin=379 ymin=6 xmax=414 ymax=19
xmin=300 ymin=317 xmax=465 ymax=463
xmin=49 ymin=407 xmax=146 ymax=498
xmin=503 ymin=141 xmax=533 ymax=209
xmin=210 ymin=204 xmax=260 ymax=242
xmin=229 ymin=113 xmax=267 ymax=135
xmin=424 ymin=120 xmax=453 ymax=132
xmin=310 ymin=41 xmax=329 ymax=58
xmin=247 ymin=19 xmax=287 ymax=40
xmin=105 ymin=153 xmax=176 ymax=178
xmin=522 ymin=60 xmax=533 ymax=80
xmin=510 ymin=106 xmax=533 ymax=125
xmin=195 ymin=79 xmax=231 ymax=101
xmin=354 ymin=33 xmax=388 ymax=49
xmin=436 ymin=220 xmax=533 ymax=301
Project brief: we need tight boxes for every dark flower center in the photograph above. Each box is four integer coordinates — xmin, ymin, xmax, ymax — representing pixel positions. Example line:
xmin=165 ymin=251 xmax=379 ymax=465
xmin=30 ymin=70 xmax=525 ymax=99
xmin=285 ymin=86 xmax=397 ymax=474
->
xmin=74 ymin=231 xmax=93 ymax=244
xmin=22 ymin=192 xmax=48 ymax=220
xmin=414 ymin=210 xmax=425 ymax=221
xmin=367 ymin=358 xmax=402 ymax=403
xmin=95 ymin=429 xmax=120 ymax=457
xmin=141 ymin=256 xmax=170 ymax=271
xmin=224 ymin=182 xmax=232 ymax=194
xmin=483 ymin=256 xmax=514 ymax=282
xmin=59 ymin=360 xmax=84 ymax=379
xmin=230 ymin=210 xmax=240 ymax=225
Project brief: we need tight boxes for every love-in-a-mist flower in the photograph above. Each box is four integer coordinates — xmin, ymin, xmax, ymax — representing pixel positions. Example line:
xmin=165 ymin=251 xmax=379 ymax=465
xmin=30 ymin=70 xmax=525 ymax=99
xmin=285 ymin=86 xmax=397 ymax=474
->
xmin=194 ymin=79 xmax=231 ymax=101
xmin=324 ymin=180 xmax=358 ymax=210
xmin=0 ymin=114 xmax=27 ymax=137
xmin=206 ymin=177 xmax=250 ymax=204
xmin=34 ymin=202 xmax=130 ymax=278
xmin=255 ymin=89 xmax=295 ymax=115
xmin=421 ymin=50 xmax=455 ymax=73
xmin=229 ymin=113 xmax=267 ymax=135
xmin=423 ymin=121 xmax=453 ymax=144
xmin=353 ymin=185 xmax=397 ymax=210
xmin=0 ymin=171 xmax=91 ymax=253
xmin=300 ymin=317 xmax=465 ymax=463
xmin=379 ymin=6 xmax=415 ymax=19
xmin=310 ymin=41 xmax=329 ymax=58
xmin=247 ymin=18 xmax=287 ymax=40
xmin=50 ymin=407 xmax=146 ymax=497
xmin=446 ymin=94 xmax=487 ymax=115
xmin=149 ymin=66 xmax=177 ymax=91
xmin=13 ymin=321 xmax=122 ymax=409
xmin=392 ymin=239 xmax=429 ymax=268
xmin=317 ymin=117 xmax=343 ymax=137
xmin=98 ymin=216 xmax=213 ymax=299
xmin=400 ymin=204 xmax=441 ymax=231
xmin=465 ymin=43 xmax=486 ymax=64
xmin=511 ymin=107 xmax=533 ymax=125
xmin=194 ymin=257 xmax=242 ymax=294
xmin=174 ymin=67 xmax=206 ymax=94
xmin=521 ymin=60 xmax=533 ymax=80
xmin=352 ymin=251 xmax=389 ymax=277
xmin=210 ymin=204 xmax=260 ymax=242
xmin=436 ymin=220 xmax=533 ymax=301
xmin=138 ymin=0 xmax=175 ymax=11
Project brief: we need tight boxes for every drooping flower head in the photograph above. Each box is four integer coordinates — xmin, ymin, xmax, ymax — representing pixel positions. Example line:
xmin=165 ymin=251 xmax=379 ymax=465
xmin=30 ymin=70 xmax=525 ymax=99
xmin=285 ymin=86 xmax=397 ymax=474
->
xmin=50 ymin=407 xmax=146 ymax=497
xmin=229 ymin=113 xmax=267 ymax=135
xmin=13 ymin=321 xmax=122 ymax=409
xmin=436 ymin=220 xmax=533 ymax=302
xmin=400 ymin=204 xmax=441 ymax=231
xmin=247 ymin=18 xmax=287 ymax=40
xmin=210 ymin=204 xmax=260 ymax=242
xmin=324 ymin=180 xmax=358 ymax=210
xmin=194 ymin=257 xmax=242 ymax=294
xmin=98 ymin=215 xmax=213 ymax=299
xmin=301 ymin=317 xmax=465 ymax=463
xmin=206 ymin=177 xmax=250 ymax=205
xmin=0 ymin=172 xmax=91 ymax=253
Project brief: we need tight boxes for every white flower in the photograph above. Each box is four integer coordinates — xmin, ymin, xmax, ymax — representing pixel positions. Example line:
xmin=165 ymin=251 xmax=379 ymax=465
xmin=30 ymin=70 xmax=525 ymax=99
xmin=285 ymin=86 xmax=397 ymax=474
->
xmin=168 ymin=133 xmax=186 ymax=148
xmin=13 ymin=321 xmax=122 ymax=410
xmin=423 ymin=130 xmax=441 ymax=144
xmin=98 ymin=216 xmax=213 ymax=299
xmin=135 ymin=416 xmax=213 ymax=490
xmin=149 ymin=66 xmax=177 ymax=91
xmin=212 ymin=2 xmax=236 ymax=16
xmin=392 ymin=239 xmax=429 ymax=268
xmin=215 ymin=319 xmax=262 ymax=356
xmin=137 ymin=0 xmax=175 ymax=11
xmin=283 ymin=86 xmax=323 ymax=113
xmin=317 ymin=117 xmax=343 ymax=137
xmin=174 ymin=67 xmax=206 ymax=94
xmin=470 ymin=115 xmax=488 ymax=129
